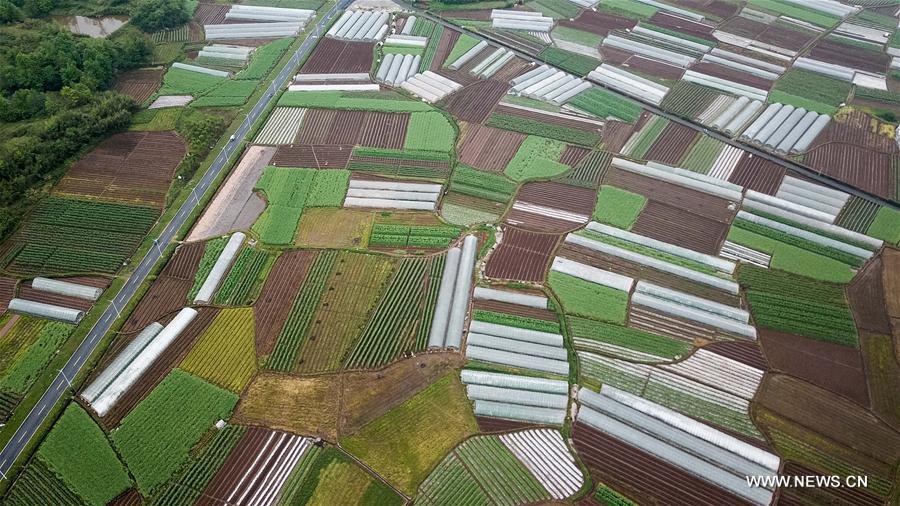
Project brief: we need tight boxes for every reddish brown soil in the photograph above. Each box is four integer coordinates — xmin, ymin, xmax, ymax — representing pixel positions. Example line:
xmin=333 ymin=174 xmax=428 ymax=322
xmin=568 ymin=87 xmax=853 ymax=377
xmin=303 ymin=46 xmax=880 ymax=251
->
xmin=573 ymin=422 xmax=754 ymax=506
xmin=559 ymin=11 xmax=635 ymax=36
xmin=703 ymin=340 xmax=768 ymax=370
xmin=728 ymin=154 xmax=786 ymax=195
xmin=690 ymin=62 xmax=774 ymax=90
xmin=648 ymin=12 xmax=715 ymax=40
xmin=760 ymin=24 xmax=817 ymax=52
xmin=490 ymin=58 xmax=531 ymax=83
xmin=0 ymin=277 xmax=17 ymax=313
xmin=161 ymin=241 xmax=205 ymax=280
xmin=476 ymin=416 xmax=541 ymax=433
xmin=495 ymin=104 xmax=603 ymax=134
xmin=777 ymin=462 xmax=883 ymax=506
xmin=473 ymin=299 xmax=558 ymax=321
xmin=444 ymin=80 xmax=508 ymax=124
xmin=100 ymin=307 xmax=217 ymax=427
xmin=484 ymin=226 xmax=560 ymax=282
xmin=804 ymin=145 xmax=893 ymax=199
xmin=436 ymin=47 xmax=495 ymax=86
xmin=758 ymin=328 xmax=869 ymax=407
xmin=271 ymin=144 xmax=354 ymax=169
xmin=17 ymin=276 xmax=109 ymax=312
xmin=299 ymin=39 xmax=374 ymax=74
xmin=121 ymin=278 xmax=193 ymax=336
xmin=718 ymin=16 xmax=767 ymax=38
xmin=198 ymin=427 xmax=293 ymax=504
xmin=506 ymin=182 xmax=595 ymax=233
xmin=623 ymin=56 xmax=685 ymax=81
xmin=559 ymin=145 xmax=590 ymax=167
xmin=56 ymin=131 xmax=186 ymax=208
xmin=113 ymin=68 xmax=164 ymax=104
xmin=431 ymin=28 xmax=459 ymax=70
xmin=193 ymin=2 xmax=228 ymax=24
xmin=629 ymin=304 xmax=721 ymax=342
xmin=631 ymin=201 xmax=729 ymax=255
xmin=457 ymin=123 xmax=525 ymax=172
xmin=296 ymin=109 xmax=409 ymax=149
xmin=669 ymin=0 xmax=738 ymax=18
xmin=810 ymin=38 xmax=890 ymax=74
xmin=598 ymin=46 xmax=632 ymax=65
xmin=600 ymin=120 xmax=637 ymax=153
xmin=812 ymin=112 xmax=899 ymax=154
xmin=604 ymin=168 xmax=735 ymax=222
xmin=758 ymin=374 xmax=900 ymax=466
xmin=108 ymin=489 xmax=142 ymax=506
xmin=254 ymin=250 xmax=316 ymax=357
xmin=642 ymin=123 xmax=698 ymax=165
xmin=847 ymin=255 xmax=892 ymax=335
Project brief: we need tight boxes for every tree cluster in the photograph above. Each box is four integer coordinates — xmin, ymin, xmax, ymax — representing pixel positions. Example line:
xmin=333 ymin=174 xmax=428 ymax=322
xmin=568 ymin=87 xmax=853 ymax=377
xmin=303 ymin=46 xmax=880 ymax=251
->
xmin=130 ymin=0 xmax=190 ymax=32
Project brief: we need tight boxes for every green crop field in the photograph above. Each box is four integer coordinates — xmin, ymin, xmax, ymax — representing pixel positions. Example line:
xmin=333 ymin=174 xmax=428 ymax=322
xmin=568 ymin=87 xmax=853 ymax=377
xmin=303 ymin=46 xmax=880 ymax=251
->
xmin=112 ymin=369 xmax=239 ymax=495
xmin=487 ymin=113 xmax=600 ymax=146
xmin=579 ymin=229 xmax=717 ymax=275
xmin=570 ymin=317 xmax=692 ymax=360
xmin=727 ymin=226 xmax=855 ymax=283
xmin=34 ymin=405 xmax=131 ymax=505
xmin=528 ymin=0 xmax=580 ymax=18
xmin=548 ymin=271 xmax=628 ymax=323
xmin=505 ymin=136 xmax=569 ymax=181
xmin=4 ymin=458 xmax=83 ymax=506
xmin=0 ymin=321 xmax=73 ymax=395
xmin=0 ymin=318 xmax=46 ymax=382
xmin=404 ymin=112 xmax=456 ymax=152
xmin=341 ymin=373 xmax=478 ymax=495
xmin=599 ymin=0 xmax=657 ymax=19
xmin=306 ymin=169 xmax=350 ymax=207
xmin=192 ymin=80 xmax=259 ymax=107
xmin=867 ymin=207 xmax=900 ymax=244
xmin=623 ymin=115 xmax=668 ymax=158
xmin=237 ymin=38 xmax=293 ymax=80
xmin=5 ymin=198 xmax=159 ymax=274
xmin=278 ymin=91 xmax=434 ymax=112
xmin=747 ymin=0 xmax=840 ymax=27
xmin=214 ymin=247 xmax=272 ymax=305
xmin=552 ymin=26 xmax=603 ymax=48
xmin=280 ymin=447 xmax=403 ymax=506
xmin=152 ymin=425 xmax=247 ymax=505
xmin=771 ymin=69 xmax=851 ymax=114
xmin=181 ymin=308 xmax=257 ymax=392
xmin=679 ymin=136 xmax=724 ymax=173
xmin=738 ymin=266 xmax=857 ymax=346
xmin=450 ymin=165 xmax=517 ymax=203
xmin=594 ymin=483 xmax=636 ymax=505
xmin=157 ymin=67 xmax=226 ymax=96
xmin=369 ymin=223 xmax=461 ymax=249
xmin=540 ymin=47 xmax=601 ymax=77
xmin=568 ymin=87 xmax=642 ymax=123
xmin=473 ymin=309 xmax=560 ymax=333
xmin=252 ymin=167 xmax=317 ymax=244
xmin=592 ymin=185 xmax=647 ymax=229
xmin=188 ymin=236 xmax=228 ymax=301
xmin=420 ymin=25 xmax=444 ymax=70
xmin=269 ymin=251 xmax=337 ymax=371
xmin=444 ymin=34 xmax=480 ymax=67
xmin=732 ymin=218 xmax=864 ymax=268
xmin=345 ymin=257 xmax=434 ymax=368
xmin=418 ymin=435 xmax=548 ymax=505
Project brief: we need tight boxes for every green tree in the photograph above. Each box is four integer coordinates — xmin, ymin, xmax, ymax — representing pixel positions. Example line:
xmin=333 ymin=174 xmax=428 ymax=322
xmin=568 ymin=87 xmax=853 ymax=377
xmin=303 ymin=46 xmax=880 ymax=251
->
xmin=0 ymin=1 xmax=22 ymax=24
xmin=130 ymin=0 xmax=189 ymax=32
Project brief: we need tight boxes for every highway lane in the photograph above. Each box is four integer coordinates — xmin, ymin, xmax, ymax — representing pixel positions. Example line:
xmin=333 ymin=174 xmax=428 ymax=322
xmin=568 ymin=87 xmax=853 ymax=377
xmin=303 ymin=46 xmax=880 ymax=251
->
xmin=422 ymin=12 xmax=900 ymax=211
xmin=0 ymin=0 xmax=351 ymax=478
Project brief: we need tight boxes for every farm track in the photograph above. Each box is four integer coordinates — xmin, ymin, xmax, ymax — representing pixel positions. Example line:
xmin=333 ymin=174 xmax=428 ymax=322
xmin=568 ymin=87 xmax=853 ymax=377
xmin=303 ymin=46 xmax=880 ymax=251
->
xmin=0 ymin=0 xmax=352 ymax=476
xmin=484 ymin=226 xmax=559 ymax=282
xmin=420 ymin=11 xmax=900 ymax=209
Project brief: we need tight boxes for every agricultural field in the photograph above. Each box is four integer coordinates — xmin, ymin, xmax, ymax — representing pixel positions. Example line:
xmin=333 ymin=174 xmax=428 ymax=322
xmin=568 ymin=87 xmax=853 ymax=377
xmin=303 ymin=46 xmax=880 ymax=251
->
xmin=592 ymin=185 xmax=646 ymax=229
xmin=505 ymin=136 xmax=570 ymax=181
xmin=180 ymin=308 xmax=257 ymax=392
xmin=548 ymin=271 xmax=628 ymax=323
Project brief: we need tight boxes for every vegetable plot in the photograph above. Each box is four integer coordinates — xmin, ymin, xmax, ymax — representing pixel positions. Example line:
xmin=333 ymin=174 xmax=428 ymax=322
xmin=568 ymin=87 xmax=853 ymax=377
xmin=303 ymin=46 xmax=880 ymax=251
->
xmin=505 ymin=136 xmax=570 ymax=182
xmin=180 ymin=308 xmax=257 ymax=392
xmin=592 ymin=185 xmax=647 ymax=230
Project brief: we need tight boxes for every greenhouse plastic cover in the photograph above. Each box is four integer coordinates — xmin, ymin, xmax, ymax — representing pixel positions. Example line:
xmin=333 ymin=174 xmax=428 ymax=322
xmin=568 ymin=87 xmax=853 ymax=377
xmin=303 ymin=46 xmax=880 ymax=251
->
xmin=473 ymin=286 xmax=547 ymax=309
xmin=81 ymin=322 xmax=164 ymax=404
xmin=466 ymin=345 xmax=569 ymax=375
xmin=474 ymin=400 xmax=566 ymax=425
xmin=8 ymin=298 xmax=85 ymax=323
xmin=461 ymin=369 xmax=568 ymax=394
xmin=32 ymin=277 xmax=103 ymax=301
xmin=194 ymin=232 xmax=245 ymax=304
xmin=466 ymin=384 xmax=568 ymax=409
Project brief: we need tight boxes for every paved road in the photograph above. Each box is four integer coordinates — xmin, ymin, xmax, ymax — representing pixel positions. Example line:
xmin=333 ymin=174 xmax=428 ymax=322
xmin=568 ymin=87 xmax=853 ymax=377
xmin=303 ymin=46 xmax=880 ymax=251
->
xmin=0 ymin=0 xmax=351 ymax=478
xmin=423 ymin=13 xmax=900 ymax=211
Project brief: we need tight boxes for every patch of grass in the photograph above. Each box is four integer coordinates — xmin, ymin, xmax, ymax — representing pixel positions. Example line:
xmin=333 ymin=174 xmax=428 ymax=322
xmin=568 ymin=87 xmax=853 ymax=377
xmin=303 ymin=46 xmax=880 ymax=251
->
xmin=771 ymin=69 xmax=851 ymax=113
xmin=285 ymin=447 xmax=403 ymax=506
xmin=727 ymin=227 xmax=856 ymax=283
xmin=36 ymin=405 xmax=131 ymax=505
xmin=113 ymin=369 xmax=238 ymax=495
xmin=867 ymin=206 xmax=900 ymax=245
xmin=591 ymin=185 xmax=646 ymax=229
xmin=157 ymin=67 xmax=226 ymax=96
xmin=180 ymin=308 xmax=257 ymax=393
xmin=567 ymin=87 xmax=641 ymax=122
xmin=444 ymin=33 xmax=480 ymax=67
xmin=450 ymin=164 xmax=517 ymax=203
xmin=340 ymin=373 xmax=478 ymax=495
xmin=504 ymin=135 xmax=569 ymax=181
xmin=192 ymin=80 xmax=259 ymax=107
xmin=552 ymin=25 xmax=603 ymax=47
xmin=152 ymin=42 xmax=184 ymax=65
xmin=404 ymin=112 xmax=456 ymax=152
xmin=548 ymin=271 xmax=628 ymax=323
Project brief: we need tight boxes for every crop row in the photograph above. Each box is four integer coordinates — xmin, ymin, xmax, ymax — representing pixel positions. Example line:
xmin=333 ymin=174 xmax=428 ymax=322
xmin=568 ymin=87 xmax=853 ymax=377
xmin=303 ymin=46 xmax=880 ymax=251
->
xmin=472 ymin=309 xmax=560 ymax=334
xmin=188 ymin=237 xmax=228 ymax=301
xmin=30 ymin=198 xmax=160 ymax=231
xmin=253 ymin=168 xmax=317 ymax=244
xmin=450 ymin=165 xmax=517 ymax=203
xmin=559 ymin=150 xmax=612 ymax=188
xmin=745 ymin=291 xmax=857 ymax=346
xmin=567 ymin=87 xmax=641 ymax=123
xmin=214 ymin=248 xmax=271 ymax=305
xmin=420 ymin=25 xmax=443 ymax=70
xmin=580 ymin=229 xmax=715 ymax=275
xmin=569 ymin=317 xmax=691 ymax=360
xmin=487 ymin=113 xmax=600 ymax=147
xmin=733 ymin=218 xmax=864 ymax=267
xmin=642 ymin=378 xmax=761 ymax=437
xmin=539 ymin=47 xmax=601 ymax=77
xmin=623 ymin=115 xmax=668 ymax=159
xmin=370 ymin=224 xmax=461 ymax=249
xmin=405 ymin=112 xmax=456 ymax=153
xmin=679 ymin=136 xmax=724 ymax=173
xmin=416 ymin=256 xmax=445 ymax=349
xmin=237 ymin=38 xmax=293 ymax=80
xmin=181 ymin=308 xmax=257 ymax=392
xmin=268 ymin=251 xmax=337 ymax=371
xmin=0 ymin=322 xmax=73 ymax=395
xmin=152 ymin=425 xmax=247 ymax=505
xmin=278 ymin=90 xmax=434 ymax=112
xmin=594 ymin=483 xmax=635 ymax=505
xmin=455 ymin=436 xmax=548 ymax=504
xmin=4 ymin=457 xmax=82 ymax=506
xmin=345 ymin=258 xmax=431 ymax=368
xmin=150 ymin=24 xmax=191 ymax=43
xmin=737 ymin=265 xmax=847 ymax=305
xmin=549 ymin=271 xmax=628 ymax=324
